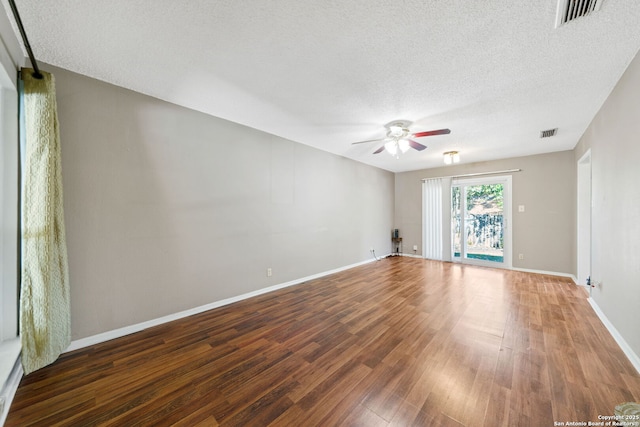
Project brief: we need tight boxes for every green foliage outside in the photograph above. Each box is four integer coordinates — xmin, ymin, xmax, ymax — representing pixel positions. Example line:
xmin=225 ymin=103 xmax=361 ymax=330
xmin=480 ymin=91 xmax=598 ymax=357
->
xmin=451 ymin=183 xmax=505 ymax=256
xmin=465 ymin=184 xmax=503 ymax=210
xmin=451 ymin=184 xmax=503 ymax=212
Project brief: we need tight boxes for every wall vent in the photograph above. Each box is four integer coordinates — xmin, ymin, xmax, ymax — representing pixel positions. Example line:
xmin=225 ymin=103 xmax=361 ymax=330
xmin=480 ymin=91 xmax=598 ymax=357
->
xmin=540 ymin=128 xmax=558 ymax=138
xmin=555 ymin=0 xmax=604 ymax=28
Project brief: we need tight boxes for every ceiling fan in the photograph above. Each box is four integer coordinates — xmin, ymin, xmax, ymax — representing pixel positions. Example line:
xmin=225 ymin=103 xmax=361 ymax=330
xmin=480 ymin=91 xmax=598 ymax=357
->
xmin=352 ymin=120 xmax=451 ymax=158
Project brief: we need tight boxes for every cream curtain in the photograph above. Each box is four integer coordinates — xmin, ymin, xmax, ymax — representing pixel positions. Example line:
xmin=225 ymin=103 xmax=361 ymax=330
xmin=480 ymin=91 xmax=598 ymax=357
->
xmin=20 ymin=69 xmax=71 ymax=374
xmin=422 ymin=177 xmax=452 ymax=261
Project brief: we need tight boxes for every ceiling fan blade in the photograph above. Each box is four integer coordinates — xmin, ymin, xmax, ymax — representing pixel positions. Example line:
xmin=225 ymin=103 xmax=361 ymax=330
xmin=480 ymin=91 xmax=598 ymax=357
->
xmin=351 ymin=138 xmax=384 ymax=145
xmin=373 ymin=145 xmax=386 ymax=154
xmin=411 ymin=128 xmax=451 ymax=138
xmin=408 ymin=139 xmax=427 ymax=151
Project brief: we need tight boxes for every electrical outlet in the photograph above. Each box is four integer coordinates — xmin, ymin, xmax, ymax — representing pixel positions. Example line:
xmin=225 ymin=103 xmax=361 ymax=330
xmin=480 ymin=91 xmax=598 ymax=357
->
xmin=518 ymin=253 xmax=524 ymax=260
xmin=370 ymin=247 xmax=374 ymax=252
xmin=267 ymin=268 xmax=272 ymax=277
xmin=413 ymin=245 xmax=418 ymax=251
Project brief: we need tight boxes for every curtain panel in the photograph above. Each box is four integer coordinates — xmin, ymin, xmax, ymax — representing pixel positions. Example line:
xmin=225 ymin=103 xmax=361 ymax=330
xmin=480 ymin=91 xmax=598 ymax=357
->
xmin=20 ymin=69 xmax=71 ymax=374
xmin=422 ymin=177 xmax=452 ymax=262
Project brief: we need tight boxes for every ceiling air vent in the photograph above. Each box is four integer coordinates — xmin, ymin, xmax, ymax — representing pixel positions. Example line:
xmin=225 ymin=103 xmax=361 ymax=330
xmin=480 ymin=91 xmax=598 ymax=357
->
xmin=555 ymin=0 xmax=604 ymax=28
xmin=540 ymin=128 xmax=558 ymax=138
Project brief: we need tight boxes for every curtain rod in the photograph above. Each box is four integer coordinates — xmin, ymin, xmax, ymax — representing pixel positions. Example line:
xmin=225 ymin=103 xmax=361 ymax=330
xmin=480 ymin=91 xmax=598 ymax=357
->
xmin=421 ymin=168 xmax=521 ymax=181
xmin=8 ymin=0 xmax=43 ymax=79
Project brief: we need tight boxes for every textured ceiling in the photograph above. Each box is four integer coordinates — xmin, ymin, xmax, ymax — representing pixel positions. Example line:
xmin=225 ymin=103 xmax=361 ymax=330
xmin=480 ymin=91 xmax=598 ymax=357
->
xmin=3 ymin=0 xmax=640 ymax=172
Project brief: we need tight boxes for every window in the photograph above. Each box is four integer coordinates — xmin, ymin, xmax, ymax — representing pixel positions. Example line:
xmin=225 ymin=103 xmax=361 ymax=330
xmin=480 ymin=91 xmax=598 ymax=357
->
xmin=1 ymin=72 xmax=19 ymax=344
xmin=0 ymin=33 xmax=21 ymax=401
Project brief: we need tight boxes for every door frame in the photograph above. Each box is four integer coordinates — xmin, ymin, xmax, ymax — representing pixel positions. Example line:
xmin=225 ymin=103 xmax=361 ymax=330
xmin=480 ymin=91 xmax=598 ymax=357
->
xmin=577 ymin=149 xmax=591 ymax=287
xmin=452 ymin=175 xmax=512 ymax=269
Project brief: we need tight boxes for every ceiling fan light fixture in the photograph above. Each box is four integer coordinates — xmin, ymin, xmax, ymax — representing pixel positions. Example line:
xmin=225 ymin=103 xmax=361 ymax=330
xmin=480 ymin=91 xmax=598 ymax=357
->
xmin=388 ymin=125 xmax=403 ymax=136
xmin=387 ymin=121 xmax=410 ymax=139
xmin=384 ymin=138 xmax=410 ymax=158
xmin=443 ymin=151 xmax=460 ymax=165
xmin=384 ymin=140 xmax=398 ymax=156
xmin=351 ymin=120 xmax=449 ymax=158
xmin=398 ymin=139 xmax=410 ymax=153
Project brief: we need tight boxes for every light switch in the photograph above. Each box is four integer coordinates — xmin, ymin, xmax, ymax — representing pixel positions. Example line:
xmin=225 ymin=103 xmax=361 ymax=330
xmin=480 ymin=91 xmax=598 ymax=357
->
xmin=518 ymin=205 xmax=525 ymax=212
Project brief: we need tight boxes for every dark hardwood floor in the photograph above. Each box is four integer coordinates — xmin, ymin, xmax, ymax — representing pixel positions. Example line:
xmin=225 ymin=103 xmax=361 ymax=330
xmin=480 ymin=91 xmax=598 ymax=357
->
xmin=7 ymin=257 xmax=640 ymax=426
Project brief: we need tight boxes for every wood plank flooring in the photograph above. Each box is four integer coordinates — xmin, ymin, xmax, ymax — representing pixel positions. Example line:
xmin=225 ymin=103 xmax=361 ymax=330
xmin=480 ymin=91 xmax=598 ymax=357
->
xmin=7 ymin=257 xmax=640 ymax=426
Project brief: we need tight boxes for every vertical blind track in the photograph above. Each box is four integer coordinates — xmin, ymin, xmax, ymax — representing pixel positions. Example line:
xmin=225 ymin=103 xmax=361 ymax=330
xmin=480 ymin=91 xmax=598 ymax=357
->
xmin=8 ymin=0 xmax=43 ymax=79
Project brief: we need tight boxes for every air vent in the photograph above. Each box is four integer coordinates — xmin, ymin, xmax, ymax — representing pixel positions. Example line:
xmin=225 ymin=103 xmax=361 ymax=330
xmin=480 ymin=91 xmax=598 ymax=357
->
xmin=555 ymin=0 xmax=603 ymax=27
xmin=540 ymin=128 xmax=558 ymax=138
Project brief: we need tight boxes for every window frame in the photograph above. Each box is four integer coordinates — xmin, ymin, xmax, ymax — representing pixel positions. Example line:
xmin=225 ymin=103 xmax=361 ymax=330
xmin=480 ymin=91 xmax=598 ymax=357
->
xmin=0 ymin=31 xmax=21 ymax=397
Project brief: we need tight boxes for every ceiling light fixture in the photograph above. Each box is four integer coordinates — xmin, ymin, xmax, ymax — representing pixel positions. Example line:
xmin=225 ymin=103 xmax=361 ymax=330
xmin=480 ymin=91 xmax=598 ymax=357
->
xmin=383 ymin=122 xmax=412 ymax=158
xmin=443 ymin=151 xmax=460 ymax=165
xmin=385 ymin=138 xmax=411 ymax=158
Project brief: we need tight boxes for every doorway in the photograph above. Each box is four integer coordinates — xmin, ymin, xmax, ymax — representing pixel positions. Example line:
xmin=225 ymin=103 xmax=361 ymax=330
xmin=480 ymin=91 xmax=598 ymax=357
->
xmin=577 ymin=150 xmax=591 ymax=287
xmin=452 ymin=175 xmax=512 ymax=268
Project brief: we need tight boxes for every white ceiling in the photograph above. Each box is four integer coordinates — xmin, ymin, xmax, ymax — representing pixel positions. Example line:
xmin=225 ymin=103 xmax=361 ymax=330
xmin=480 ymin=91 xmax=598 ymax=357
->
xmin=3 ymin=0 xmax=640 ymax=172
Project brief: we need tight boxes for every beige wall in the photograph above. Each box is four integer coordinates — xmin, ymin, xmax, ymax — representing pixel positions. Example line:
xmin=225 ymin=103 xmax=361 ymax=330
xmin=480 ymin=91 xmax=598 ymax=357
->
xmin=579 ymin=48 xmax=640 ymax=359
xmin=50 ymin=66 xmax=394 ymax=340
xmin=395 ymin=151 xmax=576 ymax=274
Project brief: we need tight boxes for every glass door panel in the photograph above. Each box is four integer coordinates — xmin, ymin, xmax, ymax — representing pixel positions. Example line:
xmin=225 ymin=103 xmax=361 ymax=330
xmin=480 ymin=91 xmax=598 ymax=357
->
xmin=451 ymin=177 xmax=510 ymax=268
xmin=464 ymin=184 xmax=504 ymax=263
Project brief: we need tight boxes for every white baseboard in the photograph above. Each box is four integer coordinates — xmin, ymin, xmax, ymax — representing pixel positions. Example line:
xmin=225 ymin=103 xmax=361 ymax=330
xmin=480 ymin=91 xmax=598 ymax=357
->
xmin=588 ymin=297 xmax=640 ymax=375
xmin=393 ymin=259 xmax=581 ymax=283
xmin=511 ymin=267 xmax=577 ymax=282
xmin=66 ymin=257 xmax=379 ymax=353
xmin=399 ymin=253 xmax=422 ymax=259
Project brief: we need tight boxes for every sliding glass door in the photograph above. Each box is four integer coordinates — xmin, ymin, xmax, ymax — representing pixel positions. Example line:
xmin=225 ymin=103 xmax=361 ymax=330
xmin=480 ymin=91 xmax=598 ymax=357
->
xmin=452 ymin=176 xmax=511 ymax=268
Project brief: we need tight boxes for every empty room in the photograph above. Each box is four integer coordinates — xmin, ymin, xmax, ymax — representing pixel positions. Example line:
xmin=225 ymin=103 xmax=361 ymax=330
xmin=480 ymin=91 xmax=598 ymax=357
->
xmin=1 ymin=1 xmax=640 ymax=426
